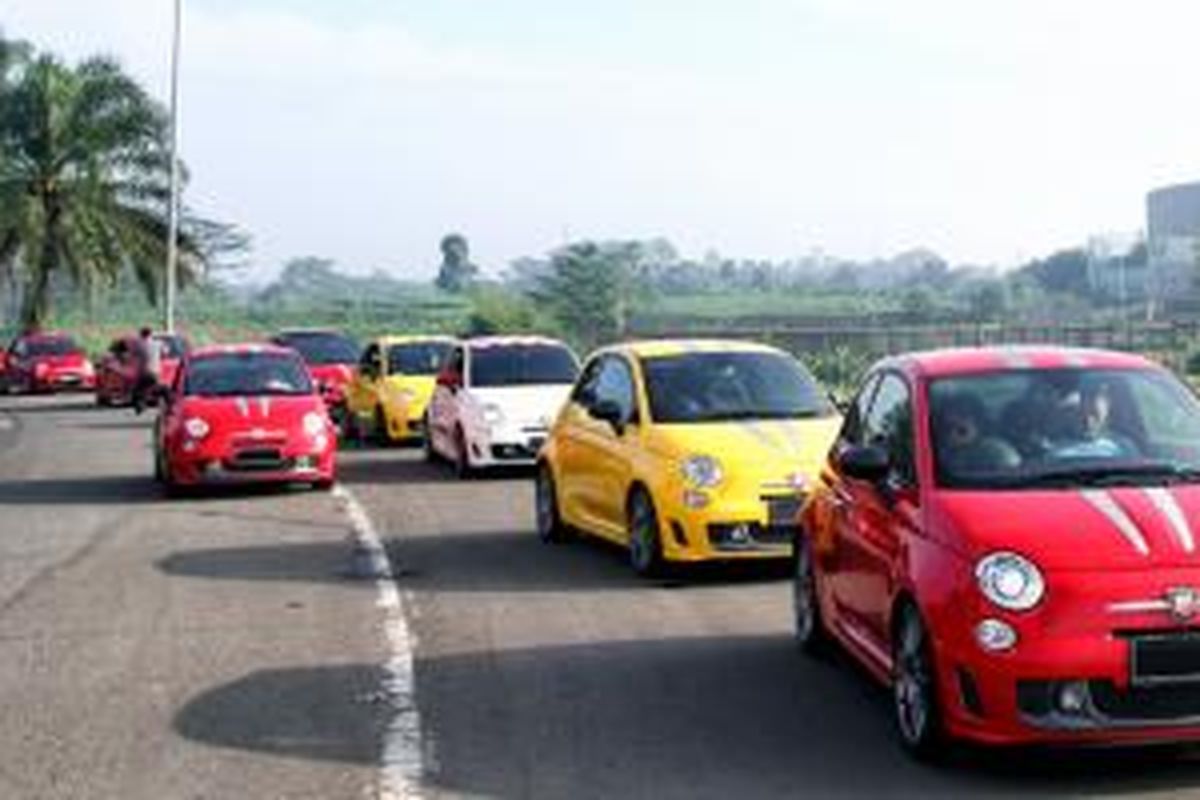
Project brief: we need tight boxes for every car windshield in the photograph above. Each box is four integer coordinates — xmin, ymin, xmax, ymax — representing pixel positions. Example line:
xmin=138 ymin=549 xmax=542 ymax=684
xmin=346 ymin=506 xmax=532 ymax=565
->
xmin=184 ymin=352 xmax=314 ymax=397
xmin=641 ymin=351 xmax=835 ymax=423
xmin=24 ymin=337 xmax=80 ymax=357
xmin=930 ymin=367 xmax=1200 ymax=489
xmin=469 ymin=343 xmax=579 ymax=387
xmin=388 ymin=341 xmax=452 ymax=375
xmin=274 ymin=332 xmax=359 ymax=365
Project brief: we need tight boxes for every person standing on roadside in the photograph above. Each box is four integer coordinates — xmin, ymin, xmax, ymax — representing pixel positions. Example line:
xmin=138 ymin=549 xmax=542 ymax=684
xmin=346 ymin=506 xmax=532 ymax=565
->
xmin=132 ymin=327 xmax=163 ymax=414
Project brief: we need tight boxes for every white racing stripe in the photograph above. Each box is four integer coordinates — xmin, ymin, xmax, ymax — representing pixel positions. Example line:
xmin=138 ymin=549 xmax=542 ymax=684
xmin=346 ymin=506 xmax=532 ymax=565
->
xmin=333 ymin=484 xmax=426 ymax=800
xmin=1081 ymin=489 xmax=1150 ymax=556
xmin=1145 ymin=487 xmax=1195 ymax=554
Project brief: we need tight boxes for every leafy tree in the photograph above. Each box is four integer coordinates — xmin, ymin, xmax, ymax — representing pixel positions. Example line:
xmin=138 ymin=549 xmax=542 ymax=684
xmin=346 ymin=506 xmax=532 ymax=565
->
xmin=1019 ymin=248 xmax=1090 ymax=295
xmin=435 ymin=233 xmax=478 ymax=293
xmin=532 ymin=241 xmax=634 ymax=350
xmin=0 ymin=40 xmax=232 ymax=326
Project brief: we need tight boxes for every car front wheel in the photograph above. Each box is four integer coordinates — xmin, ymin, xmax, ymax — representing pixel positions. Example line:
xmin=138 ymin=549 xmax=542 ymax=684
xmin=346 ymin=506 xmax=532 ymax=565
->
xmin=627 ymin=489 xmax=665 ymax=577
xmin=535 ymin=464 xmax=569 ymax=543
xmin=892 ymin=604 xmax=944 ymax=759
xmin=793 ymin=532 xmax=828 ymax=655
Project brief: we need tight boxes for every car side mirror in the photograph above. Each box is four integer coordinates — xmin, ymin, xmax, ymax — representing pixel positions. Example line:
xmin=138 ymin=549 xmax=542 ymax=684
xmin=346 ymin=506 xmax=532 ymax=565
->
xmin=590 ymin=399 xmax=627 ymax=435
xmin=437 ymin=372 xmax=460 ymax=393
xmin=838 ymin=444 xmax=890 ymax=483
xmin=829 ymin=391 xmax=850 ymax=414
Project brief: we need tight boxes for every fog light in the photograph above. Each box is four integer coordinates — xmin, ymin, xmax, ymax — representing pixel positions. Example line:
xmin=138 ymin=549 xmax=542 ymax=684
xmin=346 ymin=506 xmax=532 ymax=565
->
xmin=1057 ymin=681 xmax=1088 ymax=714
xmin=975 ymin=619 xmax=1017 ymax=652
xmin=682 ymin=489 xmax=710 ymax=509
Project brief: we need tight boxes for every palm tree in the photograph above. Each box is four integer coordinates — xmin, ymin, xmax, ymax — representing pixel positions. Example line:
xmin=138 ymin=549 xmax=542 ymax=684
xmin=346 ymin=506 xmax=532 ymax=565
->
xmin=0 ymin=36 xmax=216 ymax=327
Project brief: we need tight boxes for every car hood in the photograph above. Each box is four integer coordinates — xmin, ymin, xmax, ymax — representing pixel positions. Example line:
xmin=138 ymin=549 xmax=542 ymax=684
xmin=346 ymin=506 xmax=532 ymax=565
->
xmin=470 ymin=384 xmax=574 ymax=427
xmin=33 ymin=353 xmax=87 ymax=369
xmin=938 ymin=485 xmax=1200 ymax=571
xmin=648 ymin=416 xmax=843 ymax=491
xmin=307 ymin=363 xmax=354 ymax=386
xmin=180 ymin=394 xmax=323 ymax=429
xmin=384 ymin=374 xmax=437 ymax=406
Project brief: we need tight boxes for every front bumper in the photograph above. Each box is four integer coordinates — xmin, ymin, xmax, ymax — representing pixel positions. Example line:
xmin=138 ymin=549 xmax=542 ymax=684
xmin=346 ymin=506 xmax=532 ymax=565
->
xmin=659 ymin=492 xmax=801 ymax=562
xmin=168 ymin=438 xmax=335 ymax=485
xmin=466 ymin=423 xmax=548 ymax=468
xmin=936 ymin=566 xmax=1200 ymax=745
xmin=33 ymin=370 xmax=95 ymax=392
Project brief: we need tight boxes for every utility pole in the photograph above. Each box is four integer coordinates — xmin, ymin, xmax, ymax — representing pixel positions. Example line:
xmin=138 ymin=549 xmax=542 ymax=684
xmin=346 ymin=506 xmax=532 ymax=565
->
xmin=164 ymin=0 xmax=182 ymax=332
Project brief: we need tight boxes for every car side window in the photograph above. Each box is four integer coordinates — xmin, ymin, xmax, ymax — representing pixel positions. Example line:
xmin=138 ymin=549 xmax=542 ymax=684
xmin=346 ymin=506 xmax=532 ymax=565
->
xmin=839 ymin=374 xmax=880 ymax=447
xmin=862 ymin=373 xmax=916 ymax=486
xmin=572 ymin=358 xmax=604 ymax=408
xmin=594 ymin=356 xmax=638 ymax=424
xmin=450 ymin=348 xmax=466 ymax=384
xmin=360 ymin=344 xmax=380 ymax=377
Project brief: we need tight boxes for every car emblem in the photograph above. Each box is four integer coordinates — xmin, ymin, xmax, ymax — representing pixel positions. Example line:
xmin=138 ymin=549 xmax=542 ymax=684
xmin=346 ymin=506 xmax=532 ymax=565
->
xmin=1166 ymin=587 xmax=1200 ymax=622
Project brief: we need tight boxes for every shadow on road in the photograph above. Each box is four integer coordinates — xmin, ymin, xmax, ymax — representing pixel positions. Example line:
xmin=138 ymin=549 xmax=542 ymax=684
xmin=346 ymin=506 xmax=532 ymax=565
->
xmin=0 ymin=474 xmax=162 ymax=505
xmin=0 ymin=397 xmax=100 ymax=415
xmin=415 ymin=634 xmax=1200 ymax=799
xmin=337 ymin=449 xmax=533 ymax=486
xmin=157 ymin=540 xmax=366 ymax=586
xmin=155 ymin=528 xmax=785 ymax=592
xmin=173 ymin=664 xmax=383 ymax=765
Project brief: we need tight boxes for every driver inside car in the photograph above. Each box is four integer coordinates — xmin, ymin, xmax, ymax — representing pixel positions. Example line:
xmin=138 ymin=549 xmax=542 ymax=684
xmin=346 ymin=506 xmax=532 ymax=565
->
xmin=934 ymin=394 xmax=1022 ymax=479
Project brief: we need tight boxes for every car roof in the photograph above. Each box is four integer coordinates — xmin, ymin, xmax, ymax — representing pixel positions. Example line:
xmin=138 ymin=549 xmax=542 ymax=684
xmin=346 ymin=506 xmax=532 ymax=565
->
xmin=273 ymin=328 xmax=350 ymax=338
xmin=881 ymin=346 xmax=1159 ymax=379
xmin=376 ymin=335 xmax=458 ymax=347
xmin=594 ymin=338 xmax=786 ymax=359
xmin=464 ymin=335 xmax=570 ymax=349
xmin=20 ymin=331 xmax=75 ymax=342
xmin=189 ymin=343 xmax=297 ymax=359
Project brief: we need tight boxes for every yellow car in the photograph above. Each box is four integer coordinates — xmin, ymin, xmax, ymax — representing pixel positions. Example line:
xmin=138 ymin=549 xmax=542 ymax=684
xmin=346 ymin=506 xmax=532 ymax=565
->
xmin=536 ymin=339 xmax=842 ymax=576
xmin=344 ymin=335 xmax=457 ymax=443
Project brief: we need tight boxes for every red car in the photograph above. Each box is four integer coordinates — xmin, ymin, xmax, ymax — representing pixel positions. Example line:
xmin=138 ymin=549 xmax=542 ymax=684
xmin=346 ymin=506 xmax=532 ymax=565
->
xmin=269 ymin=329 xmax=359 ymax=416
xmin=96 ymin=332 xmax=188 ymax=406
xmin=796 ymin=346 xmax=1200 ymax=756
xmin=154 ymin=344 xmax=337 ymax=492
xmin=4 ymin=332 xmax=95 ymax=394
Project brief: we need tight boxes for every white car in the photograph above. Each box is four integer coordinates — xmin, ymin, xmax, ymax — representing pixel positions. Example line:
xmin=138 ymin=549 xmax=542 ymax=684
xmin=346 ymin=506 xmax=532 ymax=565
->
xmin=425 ymin=336 xmax=580 ymax=476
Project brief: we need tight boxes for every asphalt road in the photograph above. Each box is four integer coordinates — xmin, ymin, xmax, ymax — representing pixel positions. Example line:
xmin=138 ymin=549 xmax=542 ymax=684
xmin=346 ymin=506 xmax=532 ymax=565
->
xmin=8 ymin=395 xmax=1200 ymax=798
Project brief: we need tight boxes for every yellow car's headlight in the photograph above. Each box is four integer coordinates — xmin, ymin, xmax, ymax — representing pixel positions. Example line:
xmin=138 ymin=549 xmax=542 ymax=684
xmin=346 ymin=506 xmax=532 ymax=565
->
xmin=681 ymin=455 xmax=723 ymax=488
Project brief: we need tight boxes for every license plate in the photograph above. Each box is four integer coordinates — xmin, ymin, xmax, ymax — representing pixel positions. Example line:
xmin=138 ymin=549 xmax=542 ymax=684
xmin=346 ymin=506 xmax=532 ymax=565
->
xmin=1131 ymin=633 xmax=1200 ymax=686
xmin=764 ymin=496 xmax=804 ymax=526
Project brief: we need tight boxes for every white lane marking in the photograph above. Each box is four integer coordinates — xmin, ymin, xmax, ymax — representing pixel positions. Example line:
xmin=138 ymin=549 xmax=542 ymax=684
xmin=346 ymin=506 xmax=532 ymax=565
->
xmin=333 ymin=484 xmax=426 ymax=800
xmin=0 ymin=415 xmax=13 ymax=431
xmin=1145 ymin=487 xmax=1195 ymax=554
xmin=1081 ymin=489 xmax=1150 ymax=556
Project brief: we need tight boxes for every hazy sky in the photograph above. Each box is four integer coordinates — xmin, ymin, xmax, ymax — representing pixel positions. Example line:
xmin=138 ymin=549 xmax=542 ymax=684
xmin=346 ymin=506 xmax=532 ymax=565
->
xmin=7 ymin=1 xmax=1200 ymax=279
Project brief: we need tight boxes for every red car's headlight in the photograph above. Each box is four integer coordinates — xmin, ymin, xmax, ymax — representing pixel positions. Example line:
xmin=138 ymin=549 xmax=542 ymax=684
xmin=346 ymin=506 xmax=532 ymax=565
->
xmin=976 ymin=551 xmax=1045 ymax=611
xmin=302 ymin=411 xmax=327 ymax=437
xmin=183 ymin=417 xmax=211 ymax=440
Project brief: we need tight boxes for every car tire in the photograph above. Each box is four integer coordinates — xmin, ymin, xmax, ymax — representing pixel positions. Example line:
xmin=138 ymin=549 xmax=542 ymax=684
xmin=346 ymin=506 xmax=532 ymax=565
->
xmin=312 ymin=478 xmax=334 ymax=492
xmin=535 ymin=463 xmax=570 ymax=543
xmin=423 ymin=416 xmax=440 ymax=463
xmin=454 ymin=427 xmax=473 ymax=480
xmin=892 ymin=603 xmax=944 ymax=760
xmin=793 ymin=531 xmax=829 ymax=655
xmin=627 ymin=488 xmax=666 ymax=578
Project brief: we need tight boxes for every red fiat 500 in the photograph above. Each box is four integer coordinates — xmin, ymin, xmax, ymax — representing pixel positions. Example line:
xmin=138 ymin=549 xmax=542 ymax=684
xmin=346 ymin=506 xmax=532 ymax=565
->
xmin=154 ymin=344 xmax=336 ymax=492
xmin=269 ymin=329 xmax=359 ymax=414
xmin=5 ymin=332 xmax=95 ymax=394
xmin=795 ymin=346 xmax=1200 ymax=756
xmin=96 ymin=332 xmax=188 ymax=406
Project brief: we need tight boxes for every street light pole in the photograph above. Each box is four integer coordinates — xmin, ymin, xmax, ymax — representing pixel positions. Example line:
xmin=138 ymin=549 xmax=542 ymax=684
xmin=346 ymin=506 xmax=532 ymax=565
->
xmin=164 ymin=0 xmax=182 ymax=333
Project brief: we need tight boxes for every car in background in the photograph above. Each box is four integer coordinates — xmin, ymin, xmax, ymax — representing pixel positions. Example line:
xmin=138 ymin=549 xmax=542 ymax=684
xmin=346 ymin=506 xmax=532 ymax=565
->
xmin=537 ymin=340 xmax=841 ymax=575
xmin=4 ymin=332 xmax=95 ymax=394
xmin=154 ymin=344 xmax=337 ymax=493
xmin=796 ymin=346 xmax=1200 ymax=757
xmin=95 ymin=332 xmax=188 ymax=407
xmin=343 ymin=335 xmax=456 ymax=443
xmin=426 ymin=336 xmax=579 ymax=477
xmin=269 ymin=329 xmax=360 ymax=417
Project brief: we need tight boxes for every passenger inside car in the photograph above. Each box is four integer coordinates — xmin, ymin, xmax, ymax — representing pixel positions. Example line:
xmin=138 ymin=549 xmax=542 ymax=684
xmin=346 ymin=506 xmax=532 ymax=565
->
xmin=933 ymin=394 xmax=1021 ymax=479
xmin=1050 ymin=382 xmax=1139 ymax=460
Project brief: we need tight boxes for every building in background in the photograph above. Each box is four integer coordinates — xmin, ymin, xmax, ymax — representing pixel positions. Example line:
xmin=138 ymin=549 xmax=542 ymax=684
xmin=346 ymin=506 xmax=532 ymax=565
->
xmin=1147 ymin=181 xmax=1200 ymax=314
xmin=1086 ymin=231 xmax=1146 ymax=301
